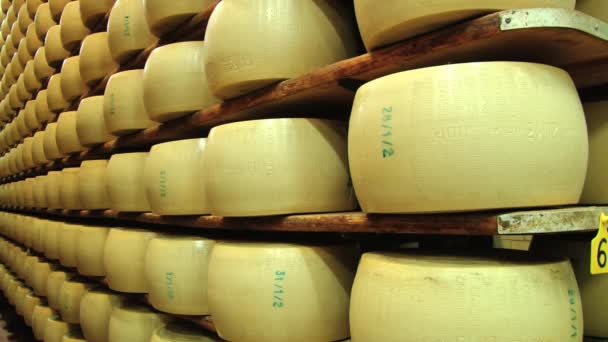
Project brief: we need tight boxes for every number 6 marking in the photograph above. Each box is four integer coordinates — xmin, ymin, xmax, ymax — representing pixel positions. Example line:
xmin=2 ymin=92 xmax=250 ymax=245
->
xmin=597 ymin=238 xmax=607 ymax=268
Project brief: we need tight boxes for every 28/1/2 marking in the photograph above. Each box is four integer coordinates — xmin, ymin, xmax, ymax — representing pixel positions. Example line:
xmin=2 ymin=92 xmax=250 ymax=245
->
xmin=273 ymin=271 xmax=286 ymax=308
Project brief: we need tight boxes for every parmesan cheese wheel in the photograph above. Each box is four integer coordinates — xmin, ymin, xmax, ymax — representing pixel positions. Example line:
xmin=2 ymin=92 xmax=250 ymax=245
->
xmin=58 ymin=278 xmax=92 ymax=323
xmin=23 ymin=177 xmax=35 ymax=207
xmin=145 ymin=235 xmax=215 ymax=314
xmin=36 ymin=90 xmax=57 ymax=123
xmin=1 ymin=21 xmax=11 ymax=41
xmin=56 ymin=111 xmax=83 ymax=154
xmin=150 ymin=323 xmax=220 ymax=342
xmin=79 ymin=32 xmax=117 ymax=86
xmin=208 ymin=241 xmax=358 ymax=342
xmin=47 ymin=74 xmax=70 ymax=112
xmin=9 ymin=84 xmax=25 ymax=109
xmin=23 ymin=254 xmax=38 ymax=284
xmin=49 ymin=0 xmax=71 ymax=21
xmin=32 ymin=304 xmax=56 ymax=341
xmin=104 ymin=69 xmax=154 ymax=135
xmin=22 ymin=136 xmax=35 ymax=169
xmin=32 ymin=131 xmax=47 ymax=165
xmin=44 ymin=25 xmax=69 ymax=67
xmin=79 ymin=0 xmax=114 ymax=29
xmin=34 ymin=3 xmax=57 ymax=39
xmin=26 ymin=23 xmax=42 ymax=55
xmin=10 ymin=18 xmax=25 ymax=44
xmin=580 ymin=101 xmax=608 ymax=204
xmin=144 ymin=0 xmax=213 ymax=36
xmin=104 ymin=228 xmax=158 ymax=292
xmin=350 ymin=252 xmax=583 ymax=341
xmin=1 ymin=0 xmax=10 ymax=12
xmin=203 ymin=0 xmax=360 ymax=99
xmin=143 ymin=42 xmax=218 ymax=122
xmin=15 ymin=284 xmax=33 ymax=316
xmin=144 ymin=139 xmax=210 ymax=215
xmin=59 ymin=1 xmax=89 ymax=50
xmin=76 ymin=96 xmax=114 ymax=146
xmin=108 ymin=304 xmax=166 ymax=342
xmin=43 ymin=123 xmax=64 ymax=161
xmin=44 ymin=317 xmax=70 ymax=342
xmin=80 ymin=289 xmax=123 ymax=342
xmin=0 ymin=45 xmax=11 ymax=67
xmin=573 ymin=252 xmax=608 ymax=337
xmin=205 ymin=118 xmax=356 ymax=216
xmin=17 ymin=75 xmax=33 ymax=102
xmin=46 ymin=270 xmax=74 ymax=309
xmin=348 ymin=62 xmax=588 ymax=213
xmin=6 ymin=5 xmax=18 ymax=27
xmin=27 ymin=0 xmax=43 ymax=19
xmin=34 ymin=175 xmax=47 ymax=207
xmin=107 ymin=152 xmax=151 ymax=212
xmin=16 ymin=110 xmax=29 ymax=137
xmin=77 ymin=159 xmax=110 ymax=210
xmin=6 ymin=278 xmax=20 ymax=305
xmin=12 ymin=0 xmax=26 ymax=12
xmin=34 ymin=47 xmax=56 ymax=81
xmin=32 ymin=260 xmax=53 ymax=296
xmin=60 ymin=56 xmax=87 ymax=100
xmin=24 ymin=60 xmax=42 ymax=91
xmin=45 ymin=171 xmax=64 ymax=209
xmin=33 ymin=218 xmax=47 ymax=252
xmin=107 ymin=0 xmax=157 ymax=63
xmin=25 ymin=100 xmax=40 ymax=130
xmin=23 ymin=293 xmax=41 ymax=326
xmin=58 ymin=222 xmax=79 ymax=266
xmin=577 ymin=0 xmax=608 ymax=22
xmin=43 ymin=219 xmax=61 ymax=258
xmin=11 ymin=52 xmax=25 ymax=76
xmin=76 ymin=225 xmax=108 ymax=276
xmin=18 ymin=4 xmax=32 ymax=33
xmin=17 ymin=42 xmax=33 ymax=73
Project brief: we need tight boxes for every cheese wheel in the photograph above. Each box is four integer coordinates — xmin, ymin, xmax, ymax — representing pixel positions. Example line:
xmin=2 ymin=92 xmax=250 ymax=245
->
xmin=18 ymin=38 xmax=34 ymax=69
xmin=80 ymin=289 xmax=123 ymax=342
xmin=25 ymin=100 xmax=40 ymax=131
xmin=11 ymin=52 xmax=26 ymax=76
xmin=144 ymin=0 xmax=213 ymax=36
xmin=13 ymin=0 xmax=26 ymax=12
xmin=6 ymin=278 xmax=20 ymax=305
xmin=56 ymin=111 xmax=82 ymax=154
xmin=1 ymin=21 xmax=11 ymax=41
xmin=24 ymin=177 xmax=36 ymax=207
xmin=107 ymin=152 xmax=151 ymax=212
xmin=23 ymin=293 xmax=41 ymax=326
xmin=44 ymin=25 xmax=69 ymax=66
xmin=150 ymin=323 xmax=220 ymax=342
xmin=27 ymin=0 xmax=43 ymax=18
xmin=0 ymin=46 xmax=11 ymax=67
xmin=23 ymin=254 xmax=38 ymax=285
xmin=49 ymin=0 xmax=71 ymax=21
xmin=15 ymin=145 xmax=26 ymax=172
xmin=15 ymin=110 xmax=28 ymax=137
xmin=34 ymin=47 xmax=56 ymax=81
xmin=104 ymin=69 xmax=154 ymax=135
xmin=34 ymin=175 xmax=47 ymax=207
xmin=76 ymin=96 xmax=114 ymax=147
xmin=80 ymin=0 xmax=114 ymax=29
xmin=32 ymin=260 xmax=53 ymax=296
xmin=44 ymin=317 xmax=70 ymax=342
xmin=59 ymin=1 xmax=89 ymax=50
xmin=59 ymin=168 xmax=82 ymax=209
xmin=580 ymin=101 xmax=608 ymax=204
xmin=104 ymin=228 xmax=158 ymax=292
xmin=18 ymin=4 xmax=32 ymax=33
xmin=79 ymin=32 xmax=117 ymax=86
xmin=34 ymin=3 xmax=57 ymax=39
xmin=17 ymin=75 xmax=34 ymax=103
xmin=208 ymin=241 xmax=358 ymax=342
xmin=143 ymin=42 xmax=218 ymax=122
xmin=15 ymin=284 xmax=32 ymax=315
xmin=348 ymin=62 xmax=588 ymax=213
xmin=46 ymin=270 xmax=75 ymax=310
xmin=36 ymin=90 xmax=57 ymax=123
xmin=350 ymin=252 xmax=583 ymax=341
xmin=26 ymin=23 xmax=42 ymax=55
xmin=6 ymin=5 xmax=18 ymax=27
xmin=32 ymin=131 xmax=47 ymax=165
xmin=58 ymin=222 xmax=79 ymax=266
xmin=573 ymin=251 xmax=608 ymax=337
xmin=1 ymin=0 xmax=10 ymax=12
xmin=203 ymin=0 xmax=360 ymax=99
xmin=144 ymin=139 xmax=210 ymax=215
xmin=145 ymin=235 xmax=214 ymax=314
xmin=9 ymin=84 xmax=25 ymax=109
xmin=45 ymin=171 xmax=64 ymax=209
xmin=61 ymin=332 xmax=86 ymax=342
xmin=43 ymin=123 xmax=64 ymax=161
xmin=355 ymin=0 xmax=576 ymax=51
xmin=33 ymin=304 xmax=56 ymax=341
xmin=47 ymin=74 xmax=70 ymax=112
xmin=76 ymin=225 xmax=108 ymax=276
xmin=77 ymin=159 xmax=110 ymax=210
xmin=10 ymin=19 xmax=25 ymax=45
xmin=205 ymin=118 xmax=356 ymax=216
xmin=33 ymin=218 xmax=47 ymax=252
xmin=577 ymin=0 xmax=608 ymax=22
xmin=24 ymin=60 xmax=42 ymax=91
xmin=22 ymin=136 xmax=35 ymax=169
xmin=107 ymin=0 xmax=157 ymax=63
xmin=58 ymin=278 xmax=91 ymax=323
xmin=43 ymin=219 xmax=61 ymax=258
xmin=60 ymin=56 xmax=87 ymax=100
xmin=109 ymin=304 xmax=166 ymax=342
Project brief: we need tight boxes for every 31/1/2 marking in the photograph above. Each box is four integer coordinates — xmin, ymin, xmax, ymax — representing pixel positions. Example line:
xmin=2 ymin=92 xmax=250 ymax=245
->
xmin=273 ymin=271 xmax=286 ymax=308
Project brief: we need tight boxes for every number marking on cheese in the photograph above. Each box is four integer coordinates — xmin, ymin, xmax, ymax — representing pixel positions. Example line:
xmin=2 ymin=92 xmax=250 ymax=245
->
xmin=568 ymin=289 xmax=577 ymax=338
xmin=381 ymin=106 xmax=393 ymax=158
xmin=272 ymin=270 xmax=285 ymax=308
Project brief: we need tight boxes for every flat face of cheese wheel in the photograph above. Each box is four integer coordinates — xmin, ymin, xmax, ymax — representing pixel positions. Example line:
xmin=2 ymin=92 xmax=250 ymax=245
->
xmin=76 ymin=96 xmax=114 ymax=147
xmin=60 ymin=56 xmax=88 ymax=101
xmin=107 ymin=0 xmax=157 ymax=63
xmin=580 ymin=101 xmax=608 ymax=204
xmin=80 ymin=289 xmax=123 ymax=342
xmin=79 ymin=32 xmax=117 ymax=86
xmin=104 ymin=69 xmax=154 ymax=136
xmin=348 ymin=62 xmax=588 ymax=213
xmin=77 ymin=158 xmax=111 ymax=210
xmin=59 ymin=1 xmax=89 ymax=50
xmin=106 ymin=152 xmax=151 ymax=212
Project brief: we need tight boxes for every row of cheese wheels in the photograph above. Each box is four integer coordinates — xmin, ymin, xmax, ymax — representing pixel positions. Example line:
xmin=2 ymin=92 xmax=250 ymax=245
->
xmin=0 ymin=211 xmax=606 ymax=341
xmin=0 ymin=62 xmax=603 ymax=214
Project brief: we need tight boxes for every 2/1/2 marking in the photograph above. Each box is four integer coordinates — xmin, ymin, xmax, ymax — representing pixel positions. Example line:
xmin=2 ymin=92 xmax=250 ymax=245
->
xmin=273 ymin=271 xmax=285 ymax=308
xmin=381 ymin=106 xmax=394 ymax=158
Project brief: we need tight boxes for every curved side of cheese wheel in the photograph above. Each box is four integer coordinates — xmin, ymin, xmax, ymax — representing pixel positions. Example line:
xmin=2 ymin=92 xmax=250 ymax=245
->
xmin=79 ymin=0 xmax=115 ymax=29
xmin=350 ymin=252 xmax=582 ymax=341
xmin=77 ymin=159 xmax=110 ymax=210
xmin=18 ymin=38 xmax=33 ymax=66
xmin=143 ymin=0 xmax=212 ymax=36
xmin=31 ymin=260 xmax=53 ymax=296
xmin=15 ymin=285 xmax=32 ymax=316
xmin=47 ymin=74 xmax=70 ymax=113
xmin=33 ymin=176 xmax=47 ymax=208
xmin=46 ymin=270 xmax=73 ymax=310
xmin=27 ymin=0 xmax=43 ymax=18
xmin=55 ymin=111 xmax=82 ymax=154
xmin=48 ymin=0 xmax=70 ymax=21
xmin=23 ymin=293 xmax=41 ymax=326
xmin=21 ymin=137 xmax=34 ymax=170
xmin=24 ymin=62 xmax=41 ymax=92
xmin=17 ymin=75 xmax=34 ymax=103
xmin=80 ymin=289 xmax=123 ymax=342
xmin=103 ymin=69 xmax=153 ymax=136
xmin=108 ymin=304 xmax=166 ymax=342
xmin=43 ymin=218 xmax=61 ymax=259
xmin=18 ymin=4 xmax=32 ymax=33
xmin=107 ymin=0 xmax=157 ymax=63
xmin=34 ymin=3 xmax=57 ymax=39
xmin=44 ymin=170 xmax=63 ymax=210
xmin=25 ymin=23 xmax=42 ymax=56
xmin=44 ymin=25 xmax=69 ymax=66
xmin=76 ymin=96 xmax=114 ymax=147
xmin=573 ymin=251 xmax=608 ymax=337
xmin=33 ymin=48 xmax=56 ymax=81
xmin=106 ymin=152 xmax=151 ymax=212
xmin=580 ymin=101 xmax=608 ymax=204
xmin=60 ymin=56 xmax=88 ymax=101
xmin=24 ymin=100 xmax=39 ymax=130
xmin=76 ymin=225 xmax=108 ymax=276
xmin=32 ymin=131 xmax=48 ymax=165
xmin=59 ymin=1 xmax=89 ymax=50
xmin=79 ymin=32 xmax=117 ymax=86
xmin=58 ymin=279 xmax=92 ymax=323
xmin=57 ymin=222 xmax=79 ymax=266
xmin=36 ymin=90 xmax=57 ymax=124
xmin=43 ymin=317 xmax=70 ymax=342
xmin=348 ymin=62 xmax=588 ymax=213
xmin=32 ymin=304 xmax=56 ymax=341
xmin=1 ymin=0 xmax=10 ymax=12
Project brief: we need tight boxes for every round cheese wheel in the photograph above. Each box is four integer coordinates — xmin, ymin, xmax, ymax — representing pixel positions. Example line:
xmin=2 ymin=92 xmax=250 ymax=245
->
xmin=144 ymin=138 xmax=210 ymax=215
xmin=205 ymin=118 xmax=356 ymax=216
xmin=17 ymin=75 xmax=34 ymax=103
xmin=58 ymin=222 xmax=79 ymax=266
xmin=1 ymin=21 xmax=11 ymax=41
xmin=25 ymin=100 xmax=40 ymax=130
xmin=14 ymin=145 xmax=26 ymax=172
xmin=355 ymin=0 xmax=576 ymax=51
xmin=36 ymin=90 xmax=57 ymax=123
xmin=348 ymin=62 xmax=588 ymax=213
xmin=12 ymin=0 xmax=26 ymax=12
xmin=31 ymin=260 xmax=53 ymax=296
xmin=25 ymin=23 xmax=42 ymax=55
xmin=33 ymin=218 xmax=47 ymax=252
xmin=9 ymin=84 xmax=25 ymax=109
xmin=58 ymin=278 xmax=92 ymax=323
xmin=43 ymin=122 xmax=64 ymax=161
xmin=32 ymin=304 xmax=56 ymax=341
xmin=109 ymin=304 xmax=166 ymax=342
xmin=45 ymin=171 xmax=64 ymax=209
xmin=33 ymin=47 xmax=56 ymax=81
xmin=145 ymin=235 xmax=214 ymax=314
xmin=23 ymin=293 xmax=41 ymax=326
xmin=107 ymin=152 xmax=151 ymax=212
xmin=580 ymin=101 xmax=608 ymax=204
xmin=44 ymin=25 xmax=69 ymax=67
xmin=80 ymin=289 xmax=123 ymax=342
xmin=47 ymin=74 xmax=70 ymax=112
xmin=10 ymin=19 xmax=26 ymax=44
xmin=17 ymin=42 xmax=34 ymax=73
xmin=59 ymin=1 xmax=89 ymax=50
xmin=577 ymin=0 xmax=608 ymax=22
xmin=573 ymin=251 xmax=608 ymax=337
xmin=76 ymin=96 xmax=114 ymax=147
xmin=6 ymin=5 xmax=18 ymax=27
xmin=23 ymin=254 xmax=38 ymax=285
xmin=107 ymin=0 xmax=157 ymax=63
xmin=350 ymin=252 xmax=582 ymax=341
xmin=56 ymin=111 xmax=83 ymax=154
xmin=59 ymin=168 xmax=81 ymax=210
xmin=143 ymin=42 xmax=218 ymax=122
xmin=15 ymin=284 xmax=32 ymax=315
xmin=49 ymin=0 xmax=71 ymax=21
xmin=43 ymin=219 xmax=61 ymax=259
xmin=144 ymin=0 xmax=213 ymax=36
xmin=32 ymin=131 xmax=47 ymax=165
xmin=0 ymin=46 xmax=11 ymax=67
xmin=22 ymin=136 xmax=35 ymax=169
xmin=104 ymin=69 xmax=154 ymax=135
xmin=80 ymin=0 xmax=114 ymax=29
xmin=11 ymin=52 xmax=26 ymax=75
xmin=44 ymin=317 xmax=70 ymax=342
xmin=79 ymin=32 xmax=117 ymax=86
xmin=27 ymin=0 xmax=43 ymax=19
xmin=150 ymin=322 xmax=220 ymax=342
xmin=76 ymin=225 xmax=108 ymax=276
xmin=203 ymin=0 xmax=360 ymax=99
xmin=34 ymin=2 xmax=57 ymax=39
xmin=33 ymin=175 xmax=47 ymax=207
xmin=23 ymin=177 xmax=36 ymax=207
xmin=1 ymin=0 xmax=10 ymax=12
xmin=6 ymin=278 xmax=20 ymax=305
xmin=24 ymin=60 xmax=42 ymax=91
xmin=46 ymin=270 xmax=75 ymax=309
xmin=104 ymin=228 xmax=158 ymax=292
xmin=18 ymin=3 xmax=32 ymax=33
xmin=77 ymin=159 xmax=110 ymax=210
xmin=60 ymin=56 xmax=87 ymax=100
xmin=208 ymin=241 xmax=358 ymax=342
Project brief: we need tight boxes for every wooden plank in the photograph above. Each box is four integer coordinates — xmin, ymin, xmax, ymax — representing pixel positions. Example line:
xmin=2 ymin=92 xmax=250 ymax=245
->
xmin=496 ymin=206 xmax=608 ymax=235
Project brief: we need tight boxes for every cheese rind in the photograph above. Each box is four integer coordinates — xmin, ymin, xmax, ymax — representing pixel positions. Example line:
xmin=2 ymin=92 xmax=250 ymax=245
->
xmin=33 ymin=48 xmax=56 ymax=81
xmin=144 ymin=0 xmax=213 ymax=36
xmin=78 ymin=159 xmax=111 ymax=210
xmin=43 ymin=220 xmax=62 ymax=259
xmin=43 ymin=317 xmax=70 ymax=342
xmin=34 ymin=3 xmax=57 ymax=39
xmin=59 ymin=1 xmax=89 ymax=50
xmin=59 ymin=168 xmax=82 ymax=210
xmin=44 ymin=24 xmax=70 ymax=66
xmin=23 ymin=293 xmax=41 ymax=326
xmin=31 ymin=260 xmax=53 ymax=296
xmin=36 ymin=90 xmax=57 ymax=124
xmin=80 ymin=290 xmax=123 ymax=342
xmin=76 ymin=96 xmax=114 ymax=147
xmin=46 ymin=270 xmax=74 ymax=310
xmin=80 ymin=0 xmax=115 ymax=29
xmin=60 ymin=56 xmax=88 ymax=101
xmin=46 ymin=74 xmax=70 ymax=113
xmin=573 ymin=253 xmax=608 ymax=337
xmin=104 ymin=69 xmax=154 ymax=135
xmin=55 ymin=111 xmax=83 ymax=154
xmin=79 ymin=32 xmax=118 ymax=86
xmin=150 ymin=323 xmax=220 ymax=342
xmin=107 ymin=0 xmax=157 ymax=63
xmin=58 ymin=279 xmax=91 ymax=323
xmin=76 ymin=225 xmax=109 ymax=276
xmin=44 ymin=171 xmax=63 ymax=210
xmin=577 ymin=0 xmax=608 ymax=22
xmin=580 ymin=101 xmax=608 ymax=204
xmin=58 ymin=222 xmax=79 ymax=266
xmin=49 ymin=0 xmax=70 ymax=21
xmin=106 ymin=153 xmax=151 ymax=212
xmin=109 ymin=305 xmax=166 ymax=342
xmin=32 ymin=304 xmax=56 ymax=341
